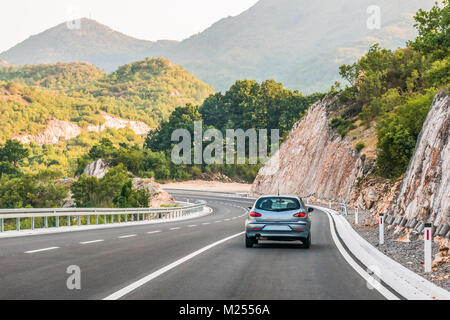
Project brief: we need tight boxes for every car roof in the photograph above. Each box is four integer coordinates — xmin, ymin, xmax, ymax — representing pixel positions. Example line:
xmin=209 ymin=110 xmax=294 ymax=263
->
xmin=258 ymin=195 xmax=301 ymax=200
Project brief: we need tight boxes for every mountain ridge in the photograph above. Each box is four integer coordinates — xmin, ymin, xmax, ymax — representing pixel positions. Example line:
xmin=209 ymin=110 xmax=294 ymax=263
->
xmin=0 ymin=0 xmax=437 ymax=92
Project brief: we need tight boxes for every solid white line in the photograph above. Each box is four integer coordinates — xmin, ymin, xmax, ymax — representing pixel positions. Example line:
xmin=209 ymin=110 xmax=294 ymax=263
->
xmin=169 ymin=227 xmax=181 ymax=231
xmin=119 ymin=234 xmax=137 ymax=239
xmin=80 ymin=240 xmax=104 ymax=245
xmin=147 ymin=231 xmax=162 ymax=235
xmin=103 ymin=232 xmax=244 ymax=300
xmin=323 ymin=210 xmax=398 ymax=300
xmin=25 ymin=247 xmax=59 ymax=254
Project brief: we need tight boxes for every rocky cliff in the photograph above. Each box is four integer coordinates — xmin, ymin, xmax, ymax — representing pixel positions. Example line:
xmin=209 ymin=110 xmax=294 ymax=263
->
xmin=252 ymin=96 xmax=367 ymax=201
xmin=391 ymin=91 xmax=449 ymax=227
xmin=13 ymin=113 xmax=151 ymax=145
xmin=252 ymin=91 xmax=449 ymax=229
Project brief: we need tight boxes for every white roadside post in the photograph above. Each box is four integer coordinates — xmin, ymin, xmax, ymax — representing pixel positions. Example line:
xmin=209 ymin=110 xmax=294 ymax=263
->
xmin=355 ymin=206 xmax=359 ymax=225
xmin=424 ymin=223 xmax=432 ymax=273
xmin=379 ymin=214 xmax=384 ymax=245
xmin=344 ymin=203 xmax=348 ymax=216
xmin=329 ymin=200 xmax=332 ymax=209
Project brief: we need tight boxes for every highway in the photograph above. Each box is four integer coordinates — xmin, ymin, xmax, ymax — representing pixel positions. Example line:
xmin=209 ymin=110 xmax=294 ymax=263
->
xmin=0 ymin=191 xmax=384 ymax=300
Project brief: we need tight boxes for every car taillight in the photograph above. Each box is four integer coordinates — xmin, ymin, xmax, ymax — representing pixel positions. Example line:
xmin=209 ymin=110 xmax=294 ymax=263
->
xmin=293 ymin=211 xmax=307 ymax=218
xmin=250 ymin=212 xmax=262 ymax=217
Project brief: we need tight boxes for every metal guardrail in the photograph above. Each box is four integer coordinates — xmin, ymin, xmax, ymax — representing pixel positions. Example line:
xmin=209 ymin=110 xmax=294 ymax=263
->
xmin=0 ymin=201 xmax=207 ymax=233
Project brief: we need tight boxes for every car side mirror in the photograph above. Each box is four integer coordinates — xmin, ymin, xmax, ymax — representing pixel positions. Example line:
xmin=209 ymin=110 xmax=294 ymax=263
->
xmin=247 ymin=207 xmax=252 ymax=210
xmin=308 ymin=207 xmax=314 ymax=213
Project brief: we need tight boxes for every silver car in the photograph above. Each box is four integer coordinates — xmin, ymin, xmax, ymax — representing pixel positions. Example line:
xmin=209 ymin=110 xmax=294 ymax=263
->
xmin=245 ymin=195 xmax=313 ymax=248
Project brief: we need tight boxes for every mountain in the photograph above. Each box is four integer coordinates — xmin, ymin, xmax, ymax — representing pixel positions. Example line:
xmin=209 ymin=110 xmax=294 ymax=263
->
xmin=164 ymin=0 xmax=436 ymax=92
xmin=0 ymin=0 xmax=436 ymax=92
xmin=0 ymin=18 xmax=177 ymax=72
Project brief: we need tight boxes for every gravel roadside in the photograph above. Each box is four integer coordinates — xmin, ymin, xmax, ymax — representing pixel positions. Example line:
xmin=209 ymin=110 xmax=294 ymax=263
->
xmin=341 ymin=210 xmax=449 ymax=291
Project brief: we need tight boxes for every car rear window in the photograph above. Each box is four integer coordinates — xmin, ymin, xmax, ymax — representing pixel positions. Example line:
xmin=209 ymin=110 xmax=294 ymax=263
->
xmin=255 ymin=197 xmax=301 ymax=212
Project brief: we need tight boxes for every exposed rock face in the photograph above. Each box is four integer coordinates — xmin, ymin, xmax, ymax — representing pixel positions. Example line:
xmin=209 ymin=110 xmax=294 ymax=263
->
xmin=83 ymin=159 xmax=109 ymax=179
xmin=13 ymin=119 xmax=81 ymax=145
xmin=252 ymin=96 xmax=365 ymax=201
xmin=252 ymin=91 xmax=449 ymax=230
xmin=13 ymin=114 xmax=151 ymax=145
xmin=132 ymin=178 xmax=175 ymax=208
xmin=87 ymin=114 xmax=151 ymax=136
xmin=391 ymin=91 xmax=449 ymax=226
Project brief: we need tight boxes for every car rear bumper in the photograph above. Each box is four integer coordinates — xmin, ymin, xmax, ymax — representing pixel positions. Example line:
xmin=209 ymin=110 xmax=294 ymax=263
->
xmin=246 ymin=222 xmax=310 ymax=240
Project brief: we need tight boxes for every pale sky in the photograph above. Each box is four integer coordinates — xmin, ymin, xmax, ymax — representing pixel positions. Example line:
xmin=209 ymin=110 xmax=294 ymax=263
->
xmin=0 ymin=0 xmax=260 ymax=52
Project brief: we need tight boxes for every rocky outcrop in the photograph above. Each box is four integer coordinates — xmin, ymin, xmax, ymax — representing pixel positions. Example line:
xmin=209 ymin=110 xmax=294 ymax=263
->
xmin=87 ymin=114 xmax=151 ymax=136
xmin=13 ymin=113 xmax=151 ymax=145
xmin=390 ymin=91 xmax=449 ymax=227
xmin=13 ymin=119 xmax=81 ymax=145
xmin=82 ymin=160 xmax=175 ymax=208
xmin=133 ymin=178 xmax=175 ymax=208
xmin=252 ymin=96 xmax=367 ymax=201
xmin=83 ymin=159 xmax=109 ymax=179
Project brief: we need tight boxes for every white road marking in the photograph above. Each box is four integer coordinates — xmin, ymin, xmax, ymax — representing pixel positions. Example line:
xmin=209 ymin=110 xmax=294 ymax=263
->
xmin=147 ymin=231 xmax=162 ymax=235
xmin=224 ymin=219 xmax=231 ymax=221
xmin=80 ymin=240 xmax=104 ymax=245
xmin=103 ymin=232 xmax=244 ymax=300
xmin=215 ymin=221 xmax=222 ymax=223
xmin=25 ymin=247 xmax=59 ymax=254
xmin=202 ymin=222 xmax=211 ymax=225
xmin=119 ymin=234 xmax=137 ymax=239
xmin=232 ymin=217 xmax=237 ymax=220
xmin=169 ymin=227 xmax=181 ymax=231
xmin=188 ymin=225 xmax=197 ymax=228
xmin=323 ymin=210 xmax=398 ymax=300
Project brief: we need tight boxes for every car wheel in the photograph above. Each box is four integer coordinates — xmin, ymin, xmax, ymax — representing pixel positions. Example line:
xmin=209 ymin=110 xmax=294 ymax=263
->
xmin=245 ymin=236 xmax=255 ymax=248
xmin=301 ymin=234 xmax=311 ymax=249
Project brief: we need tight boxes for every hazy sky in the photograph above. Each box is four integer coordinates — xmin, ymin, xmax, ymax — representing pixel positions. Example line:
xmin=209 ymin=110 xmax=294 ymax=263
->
xmin=0 ymin=0 xmax=260 ymax=52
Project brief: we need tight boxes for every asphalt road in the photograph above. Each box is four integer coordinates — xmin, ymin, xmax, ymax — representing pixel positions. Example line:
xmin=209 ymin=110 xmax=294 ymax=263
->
xmin=0 ymin=192 xmax=384 ymax=300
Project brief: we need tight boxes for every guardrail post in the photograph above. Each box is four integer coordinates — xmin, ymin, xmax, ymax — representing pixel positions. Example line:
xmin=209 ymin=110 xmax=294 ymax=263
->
xmin=118 ymin=214 xmax=121 ymax=223
xmin=355 ymin=207 xmax=359 ymax=225
xmin=329 ymin=200 xmax=332 ymax=209
xmin=96 ymin=213 xmax=99 ymax=225
xmin=379 ymin=214 xmax=384 ymax=245
xmin=125 ymin=214 xmax=128 ymax=223
xmin=424 ymin=223 xmax=432 ymax=273
xmin=1 ymin=218 xmax=3 ymax=232
xmin=45 ymin=216 xmax=48 ymax=228
xmin=68 ymin=216 xmax=71 ymax=227
xmin=87 ymin=215 xmax=90 ymax=225
xmin=56 ymin=216 xmax=59 ymax=228
xmin=17 ymin=218 xmax=20 ymax=231
xmin=104 ymin=215 xmax=107 ymax=225
xmin=31 ymin=217 xmax=34 ymax=230
xmin=78 ymin=216 xmax=81 ymax=226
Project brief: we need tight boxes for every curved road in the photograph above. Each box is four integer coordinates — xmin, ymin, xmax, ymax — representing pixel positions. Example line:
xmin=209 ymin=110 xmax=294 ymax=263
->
xmin=0 ymin=191 xmax=384 ymax=300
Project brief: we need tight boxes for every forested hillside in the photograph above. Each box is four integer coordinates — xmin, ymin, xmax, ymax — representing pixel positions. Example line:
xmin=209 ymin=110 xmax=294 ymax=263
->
xmin=0 ymin=57 xmax=214 ymax=142
xmin=328 ymin=1 xmax=449 ymax=179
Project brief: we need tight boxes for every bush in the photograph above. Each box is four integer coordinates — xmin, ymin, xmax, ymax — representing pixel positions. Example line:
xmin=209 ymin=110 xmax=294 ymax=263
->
xmin=355 ymin=142 xmax=365 ymax=152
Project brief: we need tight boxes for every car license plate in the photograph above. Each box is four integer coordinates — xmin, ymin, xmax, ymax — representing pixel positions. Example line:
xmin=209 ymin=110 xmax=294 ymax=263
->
xmin=264 ymin=225 xmax=291 ymax=231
